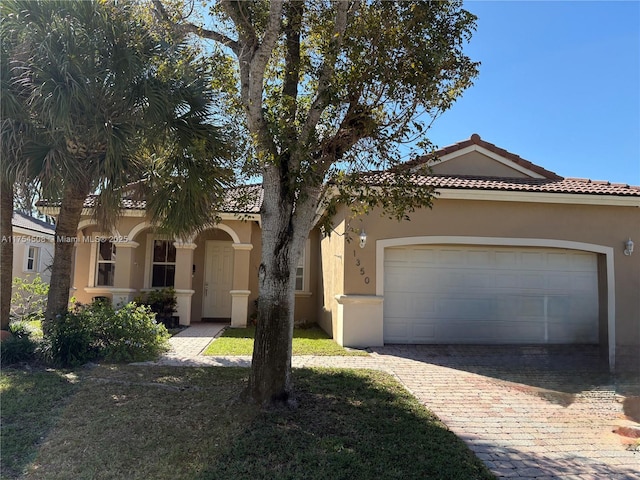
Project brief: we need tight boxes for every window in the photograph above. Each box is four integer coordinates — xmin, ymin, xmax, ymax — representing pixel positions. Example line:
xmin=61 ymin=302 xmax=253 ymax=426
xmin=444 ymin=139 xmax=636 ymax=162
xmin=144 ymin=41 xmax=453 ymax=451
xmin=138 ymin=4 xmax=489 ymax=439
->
xmin=152 ymin=240 xmax=176 ymax=287
xmin=295 ymin=251 xmax=305 ymax=291
xmin=294 ymin=239 xmax=311 ymax=293
xmin=25 ymin=246 xmax=39 ymax=272
xmin=96 ymin=241 xmax=116 ymax=286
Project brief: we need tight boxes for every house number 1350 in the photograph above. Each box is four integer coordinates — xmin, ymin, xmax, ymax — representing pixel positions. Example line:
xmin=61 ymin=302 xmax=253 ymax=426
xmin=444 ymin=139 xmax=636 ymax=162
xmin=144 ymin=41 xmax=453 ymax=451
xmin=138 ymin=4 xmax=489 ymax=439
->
xmin=354 ymin=250 xmax=370 ymax=284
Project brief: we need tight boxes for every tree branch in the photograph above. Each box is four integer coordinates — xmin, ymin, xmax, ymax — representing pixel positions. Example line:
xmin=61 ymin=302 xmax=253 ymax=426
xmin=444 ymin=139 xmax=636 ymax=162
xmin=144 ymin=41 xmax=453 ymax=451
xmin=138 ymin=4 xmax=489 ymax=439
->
xmin=152 ymin=0 xmax=239 ymax=54
xmin=182 ymin=23 xmax=239 ymax=54
xmin=222 ymin=0 xmax=284 ymax=160
xmin=220 ymin=0 xmax=257 ymax=46
xmin=300 ymin=0 xmax=352 ymax=144
xmin=282 ymin=1 xmax=303 ymax=145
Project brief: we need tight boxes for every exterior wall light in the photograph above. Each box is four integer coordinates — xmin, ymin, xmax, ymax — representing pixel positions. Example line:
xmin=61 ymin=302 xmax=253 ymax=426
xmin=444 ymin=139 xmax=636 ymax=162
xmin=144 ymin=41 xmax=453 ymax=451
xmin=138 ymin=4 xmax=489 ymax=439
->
xmin=359 ymin=229 xmax=367 ymax=249
xmin=624 ymin=238 xmax=634 ymax=256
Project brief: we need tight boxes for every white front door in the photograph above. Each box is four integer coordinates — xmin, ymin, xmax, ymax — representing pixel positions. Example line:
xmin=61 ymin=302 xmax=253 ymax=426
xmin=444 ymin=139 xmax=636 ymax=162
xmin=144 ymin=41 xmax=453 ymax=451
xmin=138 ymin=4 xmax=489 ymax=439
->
xmin=203 ymin=241 xmax=234 ymax=318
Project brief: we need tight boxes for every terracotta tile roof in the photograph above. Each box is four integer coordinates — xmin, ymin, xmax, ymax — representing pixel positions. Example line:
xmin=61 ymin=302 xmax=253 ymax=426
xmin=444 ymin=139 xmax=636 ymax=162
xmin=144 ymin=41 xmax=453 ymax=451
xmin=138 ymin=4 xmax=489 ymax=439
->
xmin=405 ymin=133 xmax=564 ymax=180
xmin=361 ymin=172 xmax=640 ymax=197
xmin=80 ymin=196 xmax=147 ymax=210
xmin=220 ymin=184 xmax=263 ymax=213
xmin=12 ymin=212 xmax=55 ymax=235
xmin=36 ymin=183 xmax=264 ymax=213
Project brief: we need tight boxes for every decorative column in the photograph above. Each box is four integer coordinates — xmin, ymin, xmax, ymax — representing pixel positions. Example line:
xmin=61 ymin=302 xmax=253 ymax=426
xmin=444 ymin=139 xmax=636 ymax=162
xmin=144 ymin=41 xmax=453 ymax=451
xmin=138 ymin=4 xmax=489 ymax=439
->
xmin=173 ymin=241 xmax=197 ymax=325
xmin=230 ymin=243 xmax=253 ymax=327
xmin=335 ymin=295 xmax=384 ymax=347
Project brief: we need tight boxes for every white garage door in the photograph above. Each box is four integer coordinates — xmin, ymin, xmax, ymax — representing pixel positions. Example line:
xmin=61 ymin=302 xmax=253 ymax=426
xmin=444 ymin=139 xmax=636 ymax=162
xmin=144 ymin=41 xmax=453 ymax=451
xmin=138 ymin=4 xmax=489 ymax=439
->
xmin=383 ymin=245 xmax=599 ymax=344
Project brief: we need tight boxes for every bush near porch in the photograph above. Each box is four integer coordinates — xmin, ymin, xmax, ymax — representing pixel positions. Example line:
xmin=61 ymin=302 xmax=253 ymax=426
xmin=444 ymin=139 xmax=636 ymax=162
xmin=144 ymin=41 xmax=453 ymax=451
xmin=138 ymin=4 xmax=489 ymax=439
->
xmin=202 ymin=325 xmax=369 ymax=356
xmin=2 ymin=301 xmax=170 ymax=367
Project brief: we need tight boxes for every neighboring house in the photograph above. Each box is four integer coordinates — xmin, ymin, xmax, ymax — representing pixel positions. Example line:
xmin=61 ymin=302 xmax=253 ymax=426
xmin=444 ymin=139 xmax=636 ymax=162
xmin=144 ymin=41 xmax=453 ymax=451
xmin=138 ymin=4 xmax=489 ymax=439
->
xmin=38 ymin=135 xmax=640 ymax=370
xmin=10 ymin=212 xmax=55 ymax=285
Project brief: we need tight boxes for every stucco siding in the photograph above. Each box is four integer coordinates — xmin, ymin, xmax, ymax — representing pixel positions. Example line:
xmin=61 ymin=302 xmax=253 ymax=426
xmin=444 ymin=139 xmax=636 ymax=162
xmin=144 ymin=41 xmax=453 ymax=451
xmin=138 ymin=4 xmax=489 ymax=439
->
xmin=431 ymin=150 xmax=531 ymax=178
xmin=318 ymin=219 xmax=346 ymax=339
xmin=331 ymin=197 xmax=638 ymax=366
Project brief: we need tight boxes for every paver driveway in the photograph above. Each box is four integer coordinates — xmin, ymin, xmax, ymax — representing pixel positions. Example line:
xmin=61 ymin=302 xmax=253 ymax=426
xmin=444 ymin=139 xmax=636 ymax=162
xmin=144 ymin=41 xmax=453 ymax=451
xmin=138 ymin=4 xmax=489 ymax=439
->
xmin=153 ymin=324 xmax=640 ymax=479
xmin=371 ymin=345 xmax=640 ymax=479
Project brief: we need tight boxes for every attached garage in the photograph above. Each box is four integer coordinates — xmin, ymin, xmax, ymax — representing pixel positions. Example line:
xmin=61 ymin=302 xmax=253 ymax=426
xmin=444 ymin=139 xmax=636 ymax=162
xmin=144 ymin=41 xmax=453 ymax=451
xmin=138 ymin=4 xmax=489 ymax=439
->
xmin=383 ymin=245 xmax=599 ymax=345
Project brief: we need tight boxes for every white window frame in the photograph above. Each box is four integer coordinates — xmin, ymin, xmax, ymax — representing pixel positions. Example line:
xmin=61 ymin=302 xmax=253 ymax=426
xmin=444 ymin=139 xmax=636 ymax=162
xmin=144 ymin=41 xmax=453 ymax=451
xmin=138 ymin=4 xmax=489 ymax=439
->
xmin=24 ymin=245 xmax=40 ymax=272
xmin=145 ymin=235 xmax=176 ymax=288
xmin=95 ymin=240 xmax=116 ymax=287
xmin=295 ymin=239 xmax=311 ymax=295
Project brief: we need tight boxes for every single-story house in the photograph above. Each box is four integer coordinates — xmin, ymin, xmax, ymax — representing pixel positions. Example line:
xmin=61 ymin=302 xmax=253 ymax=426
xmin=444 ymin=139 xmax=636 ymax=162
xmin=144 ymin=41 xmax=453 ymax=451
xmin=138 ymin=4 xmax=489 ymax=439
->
xmin=39 ymin=135 xmax=640 ymax=370
xmin=10 ymin=212 xmax=55 ymax=285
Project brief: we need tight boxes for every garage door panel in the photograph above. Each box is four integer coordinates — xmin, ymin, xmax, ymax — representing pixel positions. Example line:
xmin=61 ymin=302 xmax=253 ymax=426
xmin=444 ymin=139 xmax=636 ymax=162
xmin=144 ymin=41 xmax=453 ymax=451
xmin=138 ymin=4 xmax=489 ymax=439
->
xmin=495 ymin=251 xmax=517 ymax=266
xmin=384 ymin=321 xmax=408 ymax=343
xmin=571 ymin=253 xmax=598 ymax=270
xmin=547 ymin=296 xmax=569 ymax=316
xmin=438 ymin=297 xmax=494 ymax=318
xmin=438 ymin=320 xmax=545 ymax=343
xmin=384 ymin=245 xmax=599 ymax=345
xmin=413 ymin=323 xmax=436 ymax=341
xmin=547 ymin=320 xmax=598 ymax=343
xmin=386 ymin=293 xmax=436 ymax=315
xmin=518 ymin=273 xmax=546 ymax=289
xmin=521 ymin=251 xmax=545 ymax=267
xmin=468 ymin=250 xmax=492 ymax=266
xmin=572 ymin=274 xmax=598 ymax=292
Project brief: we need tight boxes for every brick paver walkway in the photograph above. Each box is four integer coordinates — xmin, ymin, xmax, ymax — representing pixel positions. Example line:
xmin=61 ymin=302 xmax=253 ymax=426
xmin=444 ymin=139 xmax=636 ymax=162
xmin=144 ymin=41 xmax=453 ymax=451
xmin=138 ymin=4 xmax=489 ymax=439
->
xmin=145 ymin=323 xmax=640 ymax=479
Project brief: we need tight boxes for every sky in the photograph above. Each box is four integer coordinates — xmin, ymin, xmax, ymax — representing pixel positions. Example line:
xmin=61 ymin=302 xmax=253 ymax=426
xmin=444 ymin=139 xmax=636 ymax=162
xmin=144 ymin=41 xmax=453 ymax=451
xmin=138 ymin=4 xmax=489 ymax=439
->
xmin=421 ymin=0 xmax=640 ymax=185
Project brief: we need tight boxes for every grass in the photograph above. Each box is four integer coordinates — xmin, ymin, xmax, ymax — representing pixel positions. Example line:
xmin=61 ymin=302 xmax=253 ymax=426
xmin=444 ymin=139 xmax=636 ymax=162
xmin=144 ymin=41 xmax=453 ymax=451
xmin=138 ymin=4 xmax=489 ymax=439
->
xmin=0 ymin=369 xmax=79 ymax=478
xmin=202 ymin=326 xmax=369 ymax=356
xmin=1 ymin=365 xmax=495 ymax=480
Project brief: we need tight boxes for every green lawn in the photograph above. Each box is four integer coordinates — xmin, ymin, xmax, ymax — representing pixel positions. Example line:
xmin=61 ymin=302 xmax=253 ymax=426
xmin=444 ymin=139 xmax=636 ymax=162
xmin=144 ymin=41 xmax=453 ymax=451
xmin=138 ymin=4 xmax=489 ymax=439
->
xmin=0 ymin=369 xmax=79 ymax=478
xmin=1 ymin=365 xmax=495 ymax=480
xmin=203 ymin=326 xmax=369 ymax=356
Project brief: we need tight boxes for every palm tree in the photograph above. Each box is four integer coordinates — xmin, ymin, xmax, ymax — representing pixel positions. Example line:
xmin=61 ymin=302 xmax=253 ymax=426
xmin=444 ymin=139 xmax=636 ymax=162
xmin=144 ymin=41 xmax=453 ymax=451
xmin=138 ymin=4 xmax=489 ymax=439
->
xmin=0 ymin=36 xmax=41 ymax=329
xmin=1 ymin=0 xmax=232 ymax=333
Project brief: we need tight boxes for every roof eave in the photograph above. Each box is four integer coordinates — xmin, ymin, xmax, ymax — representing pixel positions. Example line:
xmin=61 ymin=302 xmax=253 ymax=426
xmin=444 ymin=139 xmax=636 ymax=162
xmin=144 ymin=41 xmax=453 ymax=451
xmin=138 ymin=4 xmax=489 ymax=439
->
xmin=436 ymin=188 xmax=640 ymax=207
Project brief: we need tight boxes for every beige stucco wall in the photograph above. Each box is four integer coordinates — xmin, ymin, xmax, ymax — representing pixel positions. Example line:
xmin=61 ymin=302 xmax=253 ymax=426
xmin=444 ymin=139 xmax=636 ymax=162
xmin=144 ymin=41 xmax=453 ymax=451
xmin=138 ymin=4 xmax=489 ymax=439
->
xmin=430 ymin=151 xmax=531 ymax=178
xmin=72 ymin=214 xmax=319 ymax=327
xmin=322 ymin=197 xmax=639 ymax=367
xmin=318 ymin=219 xmax=346 ymax=339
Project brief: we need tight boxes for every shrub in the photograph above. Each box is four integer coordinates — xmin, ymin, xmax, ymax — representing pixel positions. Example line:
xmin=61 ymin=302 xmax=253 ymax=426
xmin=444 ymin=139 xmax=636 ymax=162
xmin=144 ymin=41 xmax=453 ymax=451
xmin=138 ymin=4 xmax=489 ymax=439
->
xmin=0 ymin=321 xmax=39 ymax=365
xmin=10 ymin=275 xmax=49 ymax=322
xmin=101 ymin=303 xmax=171 ymax=362
xmin=44 ymin=307 xmax=101 ymax=366
xmin=133 ymin=288 xmax=177 ymax=327
xmin=46 ymin=302 xmax=170 ymax=367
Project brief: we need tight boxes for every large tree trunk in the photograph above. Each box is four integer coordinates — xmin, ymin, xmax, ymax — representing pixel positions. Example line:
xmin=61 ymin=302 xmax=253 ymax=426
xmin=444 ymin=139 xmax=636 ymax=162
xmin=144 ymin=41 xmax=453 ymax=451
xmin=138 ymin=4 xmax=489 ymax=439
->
xmin=43 ymin=179 xmax=90 ymax=335
xmin=245 ymin=164 xmax=311 ymax=407
xmin=247 ymin=245 xmax=297 ymax=406
xmin=1 ymin=180 xmax=14 ymax=329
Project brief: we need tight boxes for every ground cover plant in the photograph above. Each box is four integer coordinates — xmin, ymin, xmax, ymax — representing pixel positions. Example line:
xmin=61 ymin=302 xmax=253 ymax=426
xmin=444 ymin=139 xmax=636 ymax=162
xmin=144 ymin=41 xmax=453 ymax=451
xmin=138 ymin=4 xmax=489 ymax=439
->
xmin=1 ymin=366 xmax=495 ymax=480
xmin=202 ymin=326 xmax=368 ymax=356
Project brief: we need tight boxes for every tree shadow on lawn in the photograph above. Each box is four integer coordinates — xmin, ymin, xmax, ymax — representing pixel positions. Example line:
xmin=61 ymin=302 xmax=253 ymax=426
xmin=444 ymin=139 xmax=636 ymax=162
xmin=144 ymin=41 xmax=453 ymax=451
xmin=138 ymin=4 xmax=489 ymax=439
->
xmin=0 ymin=368 xmax=79 ymax=479
xmin=197 ymin=368 xmax=496 ymax=480
xmin=14 ymin=366 xmax=493 ymax=480
xmin=374 ymin=344 xmax=639 ymax=407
